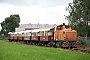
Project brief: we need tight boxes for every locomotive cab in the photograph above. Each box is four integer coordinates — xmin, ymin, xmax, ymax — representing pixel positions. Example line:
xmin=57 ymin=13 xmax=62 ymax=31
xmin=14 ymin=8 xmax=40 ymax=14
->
xmin=54 ymin=23 xmax=80 ymax=48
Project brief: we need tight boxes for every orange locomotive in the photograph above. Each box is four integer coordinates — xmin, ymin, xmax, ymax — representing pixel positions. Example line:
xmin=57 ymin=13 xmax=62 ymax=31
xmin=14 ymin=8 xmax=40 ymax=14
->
xmin=53 ymin=23 xmax=80 ymax=48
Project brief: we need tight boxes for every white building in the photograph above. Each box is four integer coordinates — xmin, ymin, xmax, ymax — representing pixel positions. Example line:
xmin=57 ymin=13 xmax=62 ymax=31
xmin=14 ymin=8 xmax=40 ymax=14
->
xmin=15 ymin=23 xmax=57 ymax=32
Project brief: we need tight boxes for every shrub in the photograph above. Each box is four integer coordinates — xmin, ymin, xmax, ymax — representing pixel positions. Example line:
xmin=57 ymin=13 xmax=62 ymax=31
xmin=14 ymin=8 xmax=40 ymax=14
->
xmin=80 ymin=39 xmax=87 ymax=48
xmin=0 ymin=35 xmax=7 ymax=40
xmin=80 ymin=39 xmax=86 ymax=45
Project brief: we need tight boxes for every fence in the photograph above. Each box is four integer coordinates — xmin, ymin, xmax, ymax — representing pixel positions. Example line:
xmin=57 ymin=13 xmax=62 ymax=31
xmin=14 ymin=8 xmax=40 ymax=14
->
xmin=80 ymin=37 xmax=90 ymax=45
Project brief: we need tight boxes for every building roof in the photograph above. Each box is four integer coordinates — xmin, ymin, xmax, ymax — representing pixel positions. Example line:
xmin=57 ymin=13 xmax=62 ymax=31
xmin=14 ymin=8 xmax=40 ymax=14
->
xmin=19 ymin=23 xmax=57 ymax=29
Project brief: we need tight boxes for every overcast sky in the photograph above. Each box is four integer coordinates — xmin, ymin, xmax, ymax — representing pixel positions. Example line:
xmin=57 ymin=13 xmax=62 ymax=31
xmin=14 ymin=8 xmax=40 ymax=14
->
xmin=0 ymin=0 xmax=73 ymax=29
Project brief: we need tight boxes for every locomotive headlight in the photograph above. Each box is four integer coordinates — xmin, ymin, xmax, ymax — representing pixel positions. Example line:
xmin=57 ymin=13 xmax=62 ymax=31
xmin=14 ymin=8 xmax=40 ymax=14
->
xmin=66 ymin=41 xmax=69 ymax=44
xmin=56 ymin=39 xmax=58 ymax=41
xmin=76 ymin=41 xmax=79 ymax=44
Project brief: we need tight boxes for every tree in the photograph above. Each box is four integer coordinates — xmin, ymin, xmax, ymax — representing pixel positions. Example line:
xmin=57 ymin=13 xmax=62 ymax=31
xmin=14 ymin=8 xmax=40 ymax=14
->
xmin=1 ymin=14 xmax=20 ymax=36
xmin=65 ymin=0 xmax=90 ymax=37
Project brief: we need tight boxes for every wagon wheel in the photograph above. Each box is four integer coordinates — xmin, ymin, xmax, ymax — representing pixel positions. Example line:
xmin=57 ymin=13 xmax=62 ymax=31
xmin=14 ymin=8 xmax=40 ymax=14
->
xmin=45 ymin=43 xmax=48 ymax=47
xmin=53 ymin=42 xmax=57 ymax=48
xmin=38 ymin=42 xmax=42 ymax=46
xmin=30 ymin=41 xmax=33 ymax=45
xmin=54 ymin=45 xmax=57 ymax=48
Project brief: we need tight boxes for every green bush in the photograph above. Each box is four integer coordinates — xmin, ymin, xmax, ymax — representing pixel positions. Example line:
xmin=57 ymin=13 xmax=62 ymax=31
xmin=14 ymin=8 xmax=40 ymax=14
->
xmin=80 ymin=39 xmax=86 ymax=45
xmin=80 ymin=39 xmax=87 ymax=48
xmin=0 ymin=35 xmax=7 ymax=40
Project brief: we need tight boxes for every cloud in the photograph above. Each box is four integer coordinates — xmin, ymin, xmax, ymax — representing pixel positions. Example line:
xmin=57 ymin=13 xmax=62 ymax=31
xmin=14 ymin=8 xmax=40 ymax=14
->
xmin=0 ymin=0 xmax=72 ymax=7
xmin=0 ymin=2 xmax=69 ymax=23
xmin=0 ymin=0 xmax=73 ymax=29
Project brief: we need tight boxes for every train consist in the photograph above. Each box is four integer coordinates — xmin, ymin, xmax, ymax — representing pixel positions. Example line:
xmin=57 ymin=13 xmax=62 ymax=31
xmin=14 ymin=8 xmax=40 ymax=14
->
xmin=8 ymin=23 xmax=80 ymax=48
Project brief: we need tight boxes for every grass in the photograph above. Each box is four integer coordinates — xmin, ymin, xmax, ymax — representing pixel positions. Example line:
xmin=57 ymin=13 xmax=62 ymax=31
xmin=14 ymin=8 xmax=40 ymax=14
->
xmin=0 ymin=40 xmax=90 ymax=60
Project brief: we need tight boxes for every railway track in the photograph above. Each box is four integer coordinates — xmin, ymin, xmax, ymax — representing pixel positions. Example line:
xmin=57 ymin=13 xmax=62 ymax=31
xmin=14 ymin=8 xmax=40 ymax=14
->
xmin=72 ymin=48 xmax=90 ymax=54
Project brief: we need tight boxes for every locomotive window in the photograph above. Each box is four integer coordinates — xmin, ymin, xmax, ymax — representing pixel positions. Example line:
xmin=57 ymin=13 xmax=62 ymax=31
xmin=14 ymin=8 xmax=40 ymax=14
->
xmin=57 ymin=27 xmax=61 ymax=30
xmin=63 ymin=31 xmax=65 ymax=34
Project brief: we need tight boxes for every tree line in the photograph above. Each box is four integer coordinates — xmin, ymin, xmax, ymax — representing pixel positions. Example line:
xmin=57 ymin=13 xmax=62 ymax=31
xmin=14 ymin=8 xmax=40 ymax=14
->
xmin=0 ymin=14 xmax=20 ymax=37
xmin=65 ymin=0 xmax=90 ymax=37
